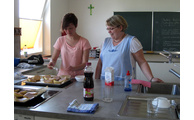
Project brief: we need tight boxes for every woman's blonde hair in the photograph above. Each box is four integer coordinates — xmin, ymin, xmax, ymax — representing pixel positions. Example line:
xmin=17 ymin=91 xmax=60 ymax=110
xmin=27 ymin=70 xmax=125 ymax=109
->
xmin=106 ymin=15 xmax=128 ymax=32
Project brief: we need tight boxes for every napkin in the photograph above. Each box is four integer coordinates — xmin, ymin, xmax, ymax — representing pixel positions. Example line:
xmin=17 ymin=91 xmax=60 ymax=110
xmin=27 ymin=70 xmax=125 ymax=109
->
xmin=131 ymin=79 xmax=151 ymax=88
xmin=67 ymin=99 xmax=99 ymax=114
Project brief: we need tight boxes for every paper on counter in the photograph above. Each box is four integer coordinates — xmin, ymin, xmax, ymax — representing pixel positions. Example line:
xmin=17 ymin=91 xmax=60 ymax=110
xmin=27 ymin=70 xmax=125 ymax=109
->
xmin=131 ymin=79 xmax=151 ymax=88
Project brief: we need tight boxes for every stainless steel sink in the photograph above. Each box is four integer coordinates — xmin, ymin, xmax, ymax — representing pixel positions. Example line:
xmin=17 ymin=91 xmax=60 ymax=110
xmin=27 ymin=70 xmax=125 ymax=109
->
xmin=118 ymin=96 xmax=179 ymax=119
xmin=137 ymin=83 xmax=180 ymax=95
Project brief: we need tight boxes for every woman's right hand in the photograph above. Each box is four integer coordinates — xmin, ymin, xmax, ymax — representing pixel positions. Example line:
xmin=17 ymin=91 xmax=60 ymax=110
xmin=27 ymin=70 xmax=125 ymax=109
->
xmin=47 ymin=62 xmax=55 ymax=69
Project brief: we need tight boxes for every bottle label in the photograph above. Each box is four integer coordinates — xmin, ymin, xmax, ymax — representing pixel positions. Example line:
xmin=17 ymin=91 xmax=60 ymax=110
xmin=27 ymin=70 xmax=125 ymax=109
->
xmin=83 ymin=88 xmax=94 ymax=98
xmin=24 ymin=52 xmax=28 ymax=57
xmin=105 ymin=81 xmax=114 ymax=86
xmin=105 ymin=71 xmax=114 ymax=86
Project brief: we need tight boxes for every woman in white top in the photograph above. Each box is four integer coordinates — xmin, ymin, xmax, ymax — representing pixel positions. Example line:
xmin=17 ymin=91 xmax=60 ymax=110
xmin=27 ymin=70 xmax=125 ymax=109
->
xmin=95 ymin=15 xmax=163 ymax=83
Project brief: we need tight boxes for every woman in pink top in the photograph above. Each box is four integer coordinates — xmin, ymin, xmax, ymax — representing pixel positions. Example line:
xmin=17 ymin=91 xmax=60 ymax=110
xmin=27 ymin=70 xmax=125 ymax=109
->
xmin=48 ymin=13 xmax=91 ymax=77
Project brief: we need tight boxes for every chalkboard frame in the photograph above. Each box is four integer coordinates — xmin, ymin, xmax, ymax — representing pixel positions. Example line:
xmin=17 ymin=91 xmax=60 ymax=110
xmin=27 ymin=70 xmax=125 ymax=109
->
xmin=114 ymin=11 xmax=180 ymax=53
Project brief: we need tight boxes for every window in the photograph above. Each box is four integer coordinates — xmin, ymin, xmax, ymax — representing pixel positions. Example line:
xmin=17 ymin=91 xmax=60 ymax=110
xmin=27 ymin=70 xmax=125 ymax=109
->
xmin=20 ymin=19 xmax=42 ymax=51
xmin=19 ymin=0 xmax=46 ymax=54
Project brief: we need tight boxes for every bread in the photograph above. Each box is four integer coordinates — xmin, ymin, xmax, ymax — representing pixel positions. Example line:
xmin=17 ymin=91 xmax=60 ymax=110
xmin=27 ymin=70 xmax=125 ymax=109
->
xmin=43 ymin=75 xmax=51 ymax=80
xmin=14 ymin=89 xmax=20 ymax=92
xmin=14 ymin=92 xmax=23 ymax=98
xmin=19 ymin=90 xmax=27 ymax=95
xmin=23 ymin=92 xmax=38 ymax=98
xmin=44 ymin=79 xmax=53 ymax=84
xmin=34 ymin=75 xmax=41 ymax=81
xmin=53 ymin=80 xmax=61 ymax=84
xmin=60 ymin=75 xmax=71 ymax=79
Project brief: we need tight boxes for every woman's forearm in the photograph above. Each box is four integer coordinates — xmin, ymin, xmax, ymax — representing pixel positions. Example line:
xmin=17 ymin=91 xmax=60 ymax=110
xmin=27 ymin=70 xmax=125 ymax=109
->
xmin=138 ymin=61 xmax=154 ymax=81
xmin=51 ymin=49 xmax=60 ymax=65
xmin=132 ymin=49 xmax=154 ymax=81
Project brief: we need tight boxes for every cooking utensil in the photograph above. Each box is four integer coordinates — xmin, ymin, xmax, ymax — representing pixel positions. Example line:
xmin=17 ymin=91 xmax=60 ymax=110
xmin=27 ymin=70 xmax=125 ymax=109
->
xmin=51 ymin=66 xmax=59 ymax=71
xmin=48 ymin=65 xmax=59 ymax=73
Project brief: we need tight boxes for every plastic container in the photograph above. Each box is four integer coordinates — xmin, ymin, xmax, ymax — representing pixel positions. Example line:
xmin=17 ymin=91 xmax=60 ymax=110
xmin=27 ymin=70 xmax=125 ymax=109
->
xmin=103 ymin=67 xmax=114 ymax=102
xmin=124 ymin=71 xmax=132 ymax=91
xmin=83 ymin=62 xmax=94 ymax=101
xmin=102 ymin=85 xmax=113 ymax=102
xmin=105 ymin=67 xmax=114 ymax=86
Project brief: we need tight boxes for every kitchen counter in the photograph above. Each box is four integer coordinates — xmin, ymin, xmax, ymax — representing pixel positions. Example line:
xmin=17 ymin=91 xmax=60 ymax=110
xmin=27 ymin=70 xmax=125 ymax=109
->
xmin=14 ymin=54 xmax=180 ymax=119
xmin=14 ymin=60 xmax=50 ymax=74
xmin=14 ymin=79 xmax=179 ymax=120
xmin=14 ymin=65 xmax=47 ymax=74
xmin=71 ymin=53 xmax=180 ymax=63
xmin=144 ymin=54 xmax=180 ymax=63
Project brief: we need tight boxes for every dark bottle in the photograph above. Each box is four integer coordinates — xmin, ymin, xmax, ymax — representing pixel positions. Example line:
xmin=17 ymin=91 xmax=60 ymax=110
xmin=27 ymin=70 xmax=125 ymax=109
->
xmin=83 ymin=62 xmax=94 ymax=101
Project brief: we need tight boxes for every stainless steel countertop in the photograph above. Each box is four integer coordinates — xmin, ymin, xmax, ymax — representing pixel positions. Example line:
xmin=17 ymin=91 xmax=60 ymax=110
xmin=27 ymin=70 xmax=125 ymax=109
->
xmin=14 ymin=55 xmax=180 ymax=119
xmin=14 ymin=65 xmax=47 ymax=73
xmin=144 ymin=54 xmax=180 ymax=63
xmin=14 ymin=80 xmax=179 ymax=120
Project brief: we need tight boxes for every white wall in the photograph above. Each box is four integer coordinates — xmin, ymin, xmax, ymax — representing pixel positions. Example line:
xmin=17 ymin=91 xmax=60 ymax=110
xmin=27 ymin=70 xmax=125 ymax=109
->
xmin=43 ymin=0 xmax=51 ymax=55
xmin=43 ymin=0 xmax=68 ymax=55
xmin=68 ymin=0 xmax=180 ymax=47
xmin=50 ymin=0 xmax=69 ymax=54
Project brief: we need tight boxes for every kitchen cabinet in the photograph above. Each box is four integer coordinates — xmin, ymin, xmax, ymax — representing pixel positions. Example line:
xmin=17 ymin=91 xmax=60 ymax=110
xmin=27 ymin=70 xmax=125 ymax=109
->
xmin=35 ymin=116 xmax=66 ymax=120
xmin=136 ymin=62 xmax=180 ymax=83
xmin=14 ymin=114 xmax=34 ymax=120
xmin=15 ymin=115 xmax=67 ymax=120
xmin=89 ymin=59 xmax=98 ymax=77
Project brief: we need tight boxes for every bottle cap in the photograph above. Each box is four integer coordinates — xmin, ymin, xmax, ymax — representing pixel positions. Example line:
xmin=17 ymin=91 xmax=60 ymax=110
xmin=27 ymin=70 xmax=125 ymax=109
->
xmin=126 ymin=71 xmax=130 ymax=76
xmin=86 ymin=62 xmax=91 ymax=66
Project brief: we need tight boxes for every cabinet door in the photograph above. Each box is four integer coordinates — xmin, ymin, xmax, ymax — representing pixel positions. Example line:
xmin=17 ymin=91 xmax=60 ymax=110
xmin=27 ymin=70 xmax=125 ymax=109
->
xmin=136 ymin=62 xmax=180 ymax=83
xmin=89 ymin=59 xmax=98 ymax=77
xmin=14 ymin=114 xmax=34 ymax=120
xmin=35 ymin=116 xmax=66 ymax=120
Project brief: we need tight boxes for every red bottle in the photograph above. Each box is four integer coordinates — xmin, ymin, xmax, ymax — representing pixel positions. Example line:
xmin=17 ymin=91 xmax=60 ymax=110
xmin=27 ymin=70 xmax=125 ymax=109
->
xmin=83 ymin=62 xmax=94 ymax=101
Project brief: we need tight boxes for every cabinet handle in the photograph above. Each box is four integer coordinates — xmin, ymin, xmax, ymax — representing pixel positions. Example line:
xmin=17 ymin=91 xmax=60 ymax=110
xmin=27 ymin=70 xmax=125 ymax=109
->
xmin=37 ymin=70 xmax=45 ymax=73
xmin=24 ymin=116 xmax=33 ymax=119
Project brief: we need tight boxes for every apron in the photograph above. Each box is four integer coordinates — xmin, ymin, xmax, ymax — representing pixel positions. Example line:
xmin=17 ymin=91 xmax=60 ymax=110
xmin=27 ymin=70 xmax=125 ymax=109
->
xmin=100 ymin=34 xmax=134 ymax=80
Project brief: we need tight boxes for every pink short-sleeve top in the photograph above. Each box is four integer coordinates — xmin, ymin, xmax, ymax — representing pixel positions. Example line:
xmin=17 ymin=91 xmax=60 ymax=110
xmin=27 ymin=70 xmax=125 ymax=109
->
xmin=53 ymin=36 xmax=91 ymax=77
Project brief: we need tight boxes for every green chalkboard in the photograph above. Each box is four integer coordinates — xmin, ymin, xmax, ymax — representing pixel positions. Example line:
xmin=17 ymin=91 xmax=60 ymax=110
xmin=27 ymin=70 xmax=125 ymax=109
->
xmin=114 ymin=12 xmax=180 ymax=52
xmin=114 ymin=12 xmax=152 ymax=51
xmin=153 ymin=12 xmax=180 ymax=51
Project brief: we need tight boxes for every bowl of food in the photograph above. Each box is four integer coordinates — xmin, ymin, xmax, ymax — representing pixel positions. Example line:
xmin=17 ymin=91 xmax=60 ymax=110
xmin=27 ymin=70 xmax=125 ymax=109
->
xmin=75 ymin=75 xmax=85 ymax=82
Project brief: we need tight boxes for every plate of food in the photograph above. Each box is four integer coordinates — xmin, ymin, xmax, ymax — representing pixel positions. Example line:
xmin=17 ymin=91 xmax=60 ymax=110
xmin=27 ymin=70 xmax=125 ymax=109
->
xmin=21 ymin=75 xmax=72 ymax=87
xmin=14 ymin=86 xmax=47 ymax=103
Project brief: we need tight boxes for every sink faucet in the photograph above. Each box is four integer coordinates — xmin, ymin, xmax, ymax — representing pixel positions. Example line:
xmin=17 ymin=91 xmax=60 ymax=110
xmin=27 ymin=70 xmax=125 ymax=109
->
xmin=159 ymin=50 xmax=173 ymax=63
xmin=169 ymin=69 xmax=180 ymax=79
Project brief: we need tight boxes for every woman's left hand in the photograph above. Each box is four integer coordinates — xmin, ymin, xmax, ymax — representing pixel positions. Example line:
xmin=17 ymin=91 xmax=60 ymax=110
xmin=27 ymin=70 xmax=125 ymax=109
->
xmin=151 ymin=78 xmax=164 ymax=83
